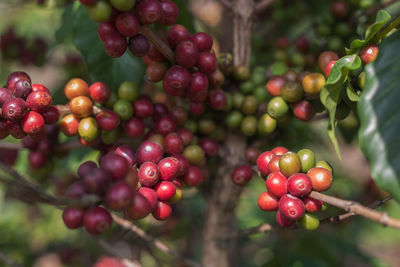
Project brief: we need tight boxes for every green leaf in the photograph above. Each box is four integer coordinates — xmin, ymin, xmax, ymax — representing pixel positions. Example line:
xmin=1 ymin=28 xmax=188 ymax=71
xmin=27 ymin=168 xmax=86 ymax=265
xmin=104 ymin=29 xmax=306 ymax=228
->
xmin=358 ymin=30 xmax=400 ymax=201
xmin=54 ymin=1 xmax=80 ymax=45
xmin=320 ymin=55 xmax=362 ymax=159
xmin=72 ymin=5 xmax=144 ymax=89
xmin=345 ymin=10 xmax=391 ymax=55
xmin=346 ymin=84 xmax=360 ymax=102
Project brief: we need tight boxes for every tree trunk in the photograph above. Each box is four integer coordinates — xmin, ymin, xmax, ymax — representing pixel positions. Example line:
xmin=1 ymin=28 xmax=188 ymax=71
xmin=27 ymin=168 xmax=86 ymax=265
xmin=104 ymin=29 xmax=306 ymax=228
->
xmin=202 ymin=2 xmax=254 ymax=265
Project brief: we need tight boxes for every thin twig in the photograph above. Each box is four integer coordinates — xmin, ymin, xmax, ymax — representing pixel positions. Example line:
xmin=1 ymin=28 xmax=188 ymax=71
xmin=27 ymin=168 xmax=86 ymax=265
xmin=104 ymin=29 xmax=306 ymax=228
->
xmin=0 ymin=249 xmax=22 ymax=267
xmin=111 ymin=214 xmax=201 ymax=267
xmin=140 ymin=25 xmax=175 ymax=64
xmin=254 ymin=0 xmax=276 ymax=15
xmin=310 ymin=191 xmax=400 ymax=229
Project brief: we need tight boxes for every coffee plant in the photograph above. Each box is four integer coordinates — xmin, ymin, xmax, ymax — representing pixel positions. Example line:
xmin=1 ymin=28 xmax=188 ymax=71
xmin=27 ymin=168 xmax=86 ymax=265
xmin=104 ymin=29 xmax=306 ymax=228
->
xmin=0 ymin=0 xmax=400 ymax=266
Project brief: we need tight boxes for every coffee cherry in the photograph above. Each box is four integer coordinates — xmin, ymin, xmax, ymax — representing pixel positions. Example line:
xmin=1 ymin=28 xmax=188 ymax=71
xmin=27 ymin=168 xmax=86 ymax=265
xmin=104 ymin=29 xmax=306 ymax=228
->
xmin=315 ymin=160 xmax=333 ymax=173
xmin=128 ymin=34 xmax=150 ymax=57
xmin=240 ymin=116 xmax=257 ymax=136
xmin=98 ymin=22 xmax=117 ymax=42
xmin=62 ymin=206 xmax=84 ymax=229
xmin=78 ymin=117 xmax=98 ymax=142
xmin=25 ymin=91 xmax=51 ymax=113
xmin=245 ymin=147 xmax=261 ymax=165
xmin=182 ymin=165 xmax=203 ymax=186
xmin=267 ymin=97 xmax=288 ymax=119
xmin=272 ymin=147 xmax=288 ymax=156
xmin=302 ymin=73 xmax=325 ymax=96
xmin=83 ymin=167 xmax=110 ymax=194
xmin=169 ymin=187 xmax=183 ymax=203
xmin=188 ymin=72 xmax=208 ymax=103
xmin=276 ymin=210 xmax=295 ymax=228
xmin=152 ymin=201 xmax=172 ymax=220
xmin=65 ymin=181 xmax=87 ymax=199
xmin=155 ymin=115 xmax=177 ymax=136
xmin=154 ymin=181 xmax=176 ymax=201
xmin=69 ymin=96 xmax=93 ymax=119
xmin=191 ymin=32 xmax=213 ymax=52
xmin=22 ymin=111 xmax=45 ymax=134
xmin=115 ymin=12 xmax=140 ymax=38
xmin=208 ymin=89 xmax=227 ymax=111
xmin=138 ymin=187 xmax=158 ymax=210
xmin=167 ymin=25 xmax=191 ymax=49
xmin=110 ymin=0 xmax=135 ymax=11
xmin=105 ymin=181 xmax=134 ymax=211
xmin=266 ymin=172 xmax=287 ymax=198
xmin=293 ymin=100 xmax=315 ymax=121
xmin=12 ymin=79 xmax=32 ymax=99
xmin=175 ymin=40 xmax=199 ymax=69
xmin=177 ymin=128 xmax=193 ymax=146
xmin=124 ymin=193 xmax=152 ymax=220
xmin=122 ymin=117 xmax=143 ymax=138
xmin=89 ymin=82 xmax=111 ymax=104
xmin=0 ymin=119 xmax=9 ymax=139
xmin=163 ymin=133 xmax=183 ymax=155
xmin=241 ymin=95 xmax=258 ymax=115
xmin=2 ymin=98 xmax=27 ymax=122
xmin=318 ymin=51 xmax=339 ymax=73
xmin=60 ymin=114 xmax=79 ymax=137
xmin=183 ymin=145 xmax=205 ymax=165
xmin=164 ymin=65 xmax=191 ymax=92
xmin=268 ymin=155 xmax=281 ymax=172
xmin=153 ymin=103 xmax=169 ymax=121
xmin=287 ymin=173 xmax=312 ymax=197
xmin=6 ymin=71 xmax=31 ymax=92
xmin=105 ymin=33 xmax=127 ymax=58
xmin=208 ymin=69 xmax=225 ymax=87
xmin=258 ymin=191 xmax=279 ymax=211
xmin=295 ymin=36 xmax=309 ymax=52
xmin=157 ymin=157 xmax=180 ymax=180
xmin=146 ymin=61 xmax=167 ymax=82
xmin=137 ymin=141 xmax=163 ymax=164
xmin=28 ymin=150 xmax=47 ymax=168
xmin=360 ymin=44 xmax=379 ymax=64
xmin=307 ymin=167 xmax=333 ymax=192
xmin=325 ymin=60 xmax=337 ymax=78
xmin=297 ymin=149 xmax=315 ymax=172
xmin=279 ymin=194 xmax=305 ymax=220
xmin=0 ymin=88 xmax=14 ymax=107
xmin=101 ymin=154 xmax=129 ymax=181
xmin=197 ymin=52 xmax=217 ymax=74
xmin=331 ymin=1 xmax=348 ymax=18
xmin=257 ymin=151 xmax=275 ymax=176
xmin=303 ymin=196 xmax=323 ymax=213
xmin=232 ymin=165 xmax=253 ymax=186
xmin=76 ymin=161 xmax=96 ymax=180
xmin=113 ymin=99 xmax=133 ymax=120
xmin=64 ymin=78 xmax=89 ymax=100
xmin=299 ymin=213 xmax=319 ymax=231
xmin=258 ymin=113 xmax=277 ymax=136
xmin=280 ymin=82 xmax=303 ymax=103
xmin=87 ymin=1 xmax=112 ymax=23
xmin=136 ymin=0 xmax=162 ymax=24
xmin=83 ymin=206 xmax=112 ymax=235
xmin=199 ymin=138 xmax=219 ymax=157
xmin=159 ymin=0 xmax=179 ymax=25
xmin=133 ymin=97 xmax=154 ymax=118
xmin=170 ymin=107 xmax=187 ymax=127
xmin=266 ymin=76 xmax=286 ymax=96
xmin=138 ymin=162 xmax=160 ymax=187
xmin=279 ymin=152 xmax=301 ymax=177
xmin=114 ymin=146 xmax=137 ymax=167
xmin=41 ymin=106 xmax=60 ymax=125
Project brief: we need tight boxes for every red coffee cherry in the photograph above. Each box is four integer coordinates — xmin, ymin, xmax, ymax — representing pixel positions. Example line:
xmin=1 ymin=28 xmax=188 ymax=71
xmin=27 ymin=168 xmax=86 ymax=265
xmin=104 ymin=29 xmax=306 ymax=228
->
xmin=114 ymin=145 xmax=137 ymax=167
xmin=0 ymin=119 xmax=9 ymax=139
xmin=256 ymin=151 xmax=275 ymax=176
xmin=164 ymin=65 xmax=191 ymax=91
xmin=191 ymin=32 xmax=213 ymax=52
xmin=152 ymin=201 xmax=172 ymax=220
xmin=265 ymin=171 xmax=287 ymax=198
xmin=278 ymin=194 xmax=305 ymax=220
xmin=177 ymin=128 xmax=193 ymax=146
xmin=330 ymin=1 xmax=348 ymax=18
xmin=83 ymin=167 xmax=110 ymax=194
xmin=174 ymin=154 xmax=190 ymax=176
xmin=42 ymin=106 xmax=60 ymax=124
xmin=175 ymin=40 xmax=199 ymax=69
xmin=245 ymin=147 xmax=261 ymax=165
xmin=188 ymin=72 xmax=209 ymax=103
xmin=266 ymin=76 xmax=286 ymax=97
xmin=7 ymin=121 xmax=26 ymax=139
xmin=105 ymin=181 xmax=134 ymax=211
xmin=89 ymin=82 xmax=111 ymax=104
xmin=199 ymin=138 xmax=219 ymax=157
xmin=100 ymin=154 xmax=129 ymax=181
xmin=197 ymin=52 xmax=217 ymax=74
xmin=96 ymin=110 xmax=120 ymax=131
xmin=133 ymin=97 xmax=154 ymax=118
xmin=136 ymin=0 xmax=162 ymax=25
xmin=303 ymin=196 xmax=323 ymax=213
xmin=276 ymin=210 xmax=295 ymax=228
xmin=83 ymin=206 xmax=112 ymax=235
xmin=124 ymin=117 xmax=145 ymax=137
xmin=0 ymin=88 xmax=14 ymax=107
xmin=271 ymin=146 xmax=288 ymax=155
xmin=137 ymin=141 xmax=163 ymax=164
xmin=208 ymin=89 xmax=227 ymax=111
xmin=26 ymin=91 xmax=52 ymax=113
xmin=104 ymin=33 xmax=127 ymax=58
xmin=164 ymin=132 xmax=184 ymax=155
xmin=77 ymin=161 xmax=97 ymax=178
xmin=182 ymin=165 xmax=203 ymax=186
xmin=268 ymin=155 xmax=281 ymax=173
xmin=2 ymin=98 xmax=28 ymax=122
xmin=124 ymin=193 xmax=152 ymax=220
xmin=360 ymin=44 xmax=379 ymax=64
xmin=154 ymin=181 xmax=176 ymax=201
xmin=167 ymin=24 xmax=191 ymax=49
xmin=189 ymin=101 xmax=205 ymax=115
xmin=232 ymin=165 xmax=253 ymax=186
xmin=257 ymin=191 xmax=279 ymax=211
xmin=65 ymin=181 xmax=87 ymax=199
xmin=62 ymin=206 xmax=84 ymax=229
xmin=98 ymin=22 xmax=117 ymax=42
xmin=6 ymin=71 xmax=31 ymax=93
xmin=158 ymin=157 xmax=180 ymax=181
xmin=293 ymin=100 xmax=315 ymax=121
xmin=28 ymin=150 xmax=47 ymax=168
xmin=306 ymin=167 xmax=333 ymax=192
xmin=287 ymin=173 xmax=312 ymax=197
xmin=138 ymin=187 xmax=158 ymax=210
xmin=324 ymin=60 xmax=337 ymax=78
xmin=159 ymin=0 xmax=179 ymax=26
xmin=318 ymin=51 xmax=339 ymax=73
xmin=22 ymin=111 xmax=45 ymax=134
xmin=155 ymin=115 xmax=177 ymax=136
xmin=115 ymin=12 xmax=140 ymax=37
xmin=12 ymin=79 xmax=32 ymax=99
xmin=138 ymin=162 xmax=160 ymax=187
xmin=128 ymin=34 xmax=150 ymax=57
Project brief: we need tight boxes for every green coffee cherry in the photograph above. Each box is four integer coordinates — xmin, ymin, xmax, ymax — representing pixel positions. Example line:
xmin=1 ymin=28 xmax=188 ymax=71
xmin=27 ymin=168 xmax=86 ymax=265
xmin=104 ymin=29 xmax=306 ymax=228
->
xmin=258 ymin=113 xmax=277 ymax=136
xmin=253 ymin=86 xmax=269 ymax=102
xmin=113 ymin=99 xmax=133 ymax=120
xmin=279 ymin=152 xmax=302 ymax=177
xmin=232 ymin=92 xmax=245 ymax=109
xmin=233 ymin=65 xmax=250 ymax=82
xmin=183 ymin=145 xmax=205 ymax=165
xmin=315 ymin=160 xmax=333 ymax=174
xmin=241 ymin=95 xmax=259 ymax=115
xmin=267 ymin=97 xmax=289 ymax=119
xmin=226 ymin=110 xmax=243 ymax=128
xmin=281 ymin=82 xmax=304 ymax=103
xmin=240 ymin=116 xmax=258 ymax=136
xmin=184 ymin=119 xmax=197 ymax=133
xmin=358 ymin=72 xmax=365 ymax=90
xmin=224 ymin=92 xmax=233 ymax=111
xmin=299 ymin=213 xmax=320 ymax=231
xmin=297 ymin=149 xmax=316 ymax=172
xmin=198 ymin=118 xmax=216 ymax=135
xmin=105 ymin=92 xmax=118 ymax=108
xmin=78 ymin=117 xmax=99 ymax=142
xmin=101 ymin=129 xmax=120 ymax=144
xmin=118 ymin=81 xmax=139 ymax=102
xmin=239 ymin=81 xmax=254 ymax=95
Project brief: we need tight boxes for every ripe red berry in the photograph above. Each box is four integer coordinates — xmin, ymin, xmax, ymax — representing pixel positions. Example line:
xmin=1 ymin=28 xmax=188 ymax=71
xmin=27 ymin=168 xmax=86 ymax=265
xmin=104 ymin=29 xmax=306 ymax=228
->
xmin=12 ymin=79 xmax=32 ymax=99
xmin=177 ymin=128 xmax=193 ymax=146
xmin=83 ymin=167 xmax=110 ymax=194
xmin=199 ymin=138 xmax=219 ymax=157
xmin=133 ymin=97 xmax=154 ymax=118
xmin=124 ymin=117 xmax=145 ymax=138
xmin=271 ymin=146 xmax=288 ymax=155
xmin=137 ymin=141 xmax=163 ymax=164
xmin=330 ymin=1 xmax=348 ymax=18
xmin=164 ymin=65 xmax=191 ymax=91
xmin=124 ymin=193 xmax=152 ymax=220
xmin=257 ymin=191 xmax=279 ymax=211
xmin=191 ymin=32 xmax=213 ymax=52
xmin=360 ymin=44 xmax=379 ymax=64
xmin=136 ymin=0 xmax=162 ymax=25
xmin=138 ymin=161 xmax=160 ymax=187
xmin=167 ymin=24 xmax=191 ymax=49
xmin=41 ymin=106 xmax=60 ymax=124
xmin=89 ymin=82 xmax=111 ymax=104
xmin=62 ymin=206 xmax=84 ymax=229
xmin=265 ymin=171 xmax=287 ymax=198
xmin=306 ymin=167 xmax=333 ymax=192
xmin=0 ymin=88 xmax=14 ymax=107
xmin=96 ymin=110 xmax=120 ymax=131
xmin=115 ymin=12 xmax=140 ymax=37
xmin=0 ymin=119 xmax=9 ymax=139
xmin=77 ymin=161 xmax=97 ymax=178
xmin=138 ymin=187 xmax=158 ymax=210
xmin=105 ymin=181 xmax=134 ymax=211
xmin=276 ymin=210 xmax=295 ymax=228
xmin=98 ymin=22 xmax=117 ymax=42
xmin=100 ymin=154 xmax=129 ymax=181
xmin=174 ymin=154 xmax=189 ymax=176
xmin=152 ymin=201 xmax=172 ymax=220
xmin=208 ymin=89 xmax=227 ymax=110
xmin=114 ymin=145 xmax=137 ymax=167
xmin=278 ymin=194 xmax=305 ymax=220
xmin=159 ymin=0 xmax=179 ymax=26
xmin=147 ymin=41 xmax=166 ymax=61
xmin=83 ymin=206 xmax=112 ymax=235
xmin=197 ymin=52 xmax=217 ymax=74
xmin=154 ymin=181 xmax=176 ymax=201
xmin=28 ymin=150 xmax=47 ymax=168
xmin=2 ymin=98 xmax=28 ymax=122
xmin=245 ymin=147 xmax=261 ymax=165
xmin=158 ymin=157 xmax=181 ymax=181
xmin=188 ymin=72 xmax=209 ymax=103
xmin=155 ymin=115 xmax=177 ymax=136
xmin=104 ymin=33 xmax=127 ymax=58
xmin=189 ymin=101 xmax=205 ymax=115
xmin=256 ymin=151 xmax=275 ymax=176
xmin=6 ymin=71 xmax=31 ymax=93
xmin=287 ymin=173 xmax=312 ymax=197
xmin=268 ymin=156 xmax=281 ymax=173
xmin=182 ymin=165 xmax=203 ymax=186
xmin=60 ymin=114 xmax=79 ymax=137
xmin=65 ymin=181 xmax=87 ymax=199
xmin=303 ymin=196 xmax=323 ymax=213
xmin=266 ymin=76 xmax=286 ymax=97
xmin=232 ymin=165 xmax=253 ymax=186
xmin=324 ymin=60 xmax=337 ymax=78
xmin=293 ymin=100 xmax=315 ymax=121
xmin=128 ymin=34 xmax=150 ymax=57
xmin=175 ymin=40 xmax=199 ymax=69
xmin=22 ymin=111 xmax=45 ymax=134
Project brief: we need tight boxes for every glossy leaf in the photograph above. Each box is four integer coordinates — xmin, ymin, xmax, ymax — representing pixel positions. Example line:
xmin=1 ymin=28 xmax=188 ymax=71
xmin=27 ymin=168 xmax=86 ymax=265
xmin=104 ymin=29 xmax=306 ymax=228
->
xmin=358 ymin=30 xmax=400 ymax=201
xmin=345 ymin=10 xmax=391 ymax=55
xmin=346 ymin=84 xmax=360 ymax=102
xmin=320 ymin=55 xmax=362 ymax=158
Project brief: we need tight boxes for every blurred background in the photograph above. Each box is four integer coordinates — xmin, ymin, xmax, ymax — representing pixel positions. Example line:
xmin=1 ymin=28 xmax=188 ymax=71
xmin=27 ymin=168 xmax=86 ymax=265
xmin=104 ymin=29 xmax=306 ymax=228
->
xmin=0 ymin=0 xmax=400 ymax=266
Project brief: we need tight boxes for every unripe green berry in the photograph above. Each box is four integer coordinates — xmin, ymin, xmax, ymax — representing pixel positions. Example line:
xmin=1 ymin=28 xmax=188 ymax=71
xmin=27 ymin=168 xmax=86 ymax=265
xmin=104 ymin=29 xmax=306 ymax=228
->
xmin=299 ymin=213 xmax=320 ymax=231
xmin=297 ymin=149 xmax=315 ymax=173
xmin=78 ymin=117 xmax=98 ymax=142
xmin=225 ymin=110 xmax=243 ymax=128
xmin=183 ymin=145 xmax=205 ymax=165
xmin=258 ymin=113 xmax=277 ymax=136
xmin=240 ymin=116 xmax=257 ymax=136
xmin=267 ymin=97 xmax=288 ymax=119
xmin=113 ymin=99 xmax=133 ymax=120
xmin=315 ymin=160 xmax=333 ymax=174
xmin=118 ymin=81 xmax=139 ymax=102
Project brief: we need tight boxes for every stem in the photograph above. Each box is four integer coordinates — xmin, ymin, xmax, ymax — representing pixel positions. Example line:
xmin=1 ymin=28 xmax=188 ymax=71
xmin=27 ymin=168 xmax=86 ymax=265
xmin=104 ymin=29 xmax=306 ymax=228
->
xmin=374 ymin=15 xmax=400 ymax=42
xmin=310 ymin=191 xmax=400 ymax=229
xmin=140 ymin=25 xmax=175 ymax=64
xmin=56 ymin=105 xmax=103 ymax=117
